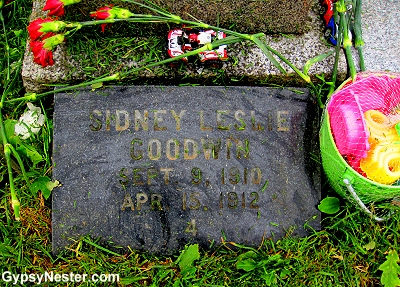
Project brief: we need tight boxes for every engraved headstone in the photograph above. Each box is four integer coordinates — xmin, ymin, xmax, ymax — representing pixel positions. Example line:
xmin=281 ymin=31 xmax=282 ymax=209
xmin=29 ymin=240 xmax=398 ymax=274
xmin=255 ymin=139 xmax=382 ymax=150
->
xmin=52 ymin=86 xmax=320 ymax=254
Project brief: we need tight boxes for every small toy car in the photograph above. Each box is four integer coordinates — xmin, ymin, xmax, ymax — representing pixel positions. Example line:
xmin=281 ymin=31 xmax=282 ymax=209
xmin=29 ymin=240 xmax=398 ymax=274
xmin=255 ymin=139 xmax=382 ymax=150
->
xmin=166 ymin=28 xmax=228 ymax=66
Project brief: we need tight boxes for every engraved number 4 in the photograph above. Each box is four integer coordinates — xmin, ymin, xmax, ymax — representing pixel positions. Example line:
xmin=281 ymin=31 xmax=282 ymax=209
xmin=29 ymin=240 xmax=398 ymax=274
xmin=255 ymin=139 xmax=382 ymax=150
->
xmin=185 ymin=219 xmax=198 ymax=236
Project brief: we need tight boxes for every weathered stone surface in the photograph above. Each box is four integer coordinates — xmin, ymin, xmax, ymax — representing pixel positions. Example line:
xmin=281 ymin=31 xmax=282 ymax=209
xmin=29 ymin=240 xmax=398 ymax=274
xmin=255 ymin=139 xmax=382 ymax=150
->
xmin=52 ymin=86 xmax=321 ymax=254
xmin=65 ymin=0 xmax=314 ymax=35
xmin=22 ymin=0 xmax=348 ymax=93
xmin=361 ymin=0 xmax=400 ymax=72
xmin=24 ymin=0 xmax=400 ymax=93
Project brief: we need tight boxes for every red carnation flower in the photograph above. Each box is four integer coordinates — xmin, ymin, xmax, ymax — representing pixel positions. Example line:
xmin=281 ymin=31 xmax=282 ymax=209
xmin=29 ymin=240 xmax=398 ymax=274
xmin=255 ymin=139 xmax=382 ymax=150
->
xmin=43 ymin=0 xmax=81 ymax=17
xmin=30 ymin=41 xmax=55 ymax=67
xmin=28 ymin=18 xmax=66 ymax=41
xmin=30 ymin=34 xmax=64 ymax=68
xmin=27 ymin=18 xmax=54 ymax=41
xmin=90 ymin=5 xmax=113 ymax=32
xmin=90 ymin=5 xmax=113 ymax=20
xmin=43 ymin=0 xmax=65 ymax=16
xmin=90 ymin=5 xmax=134 ymax=32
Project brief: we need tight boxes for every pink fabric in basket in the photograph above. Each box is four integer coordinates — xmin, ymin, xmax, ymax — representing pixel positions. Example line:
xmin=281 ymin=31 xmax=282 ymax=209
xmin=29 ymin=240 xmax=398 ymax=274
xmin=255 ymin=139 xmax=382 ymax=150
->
xmin=327 ymin=73 xmax=400 ymax=172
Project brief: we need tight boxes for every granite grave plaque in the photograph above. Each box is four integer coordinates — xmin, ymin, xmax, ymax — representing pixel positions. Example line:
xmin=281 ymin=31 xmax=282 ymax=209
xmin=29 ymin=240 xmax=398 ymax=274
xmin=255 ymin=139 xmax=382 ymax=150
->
xmin=52 ymin=86 xmax=320 ymax=254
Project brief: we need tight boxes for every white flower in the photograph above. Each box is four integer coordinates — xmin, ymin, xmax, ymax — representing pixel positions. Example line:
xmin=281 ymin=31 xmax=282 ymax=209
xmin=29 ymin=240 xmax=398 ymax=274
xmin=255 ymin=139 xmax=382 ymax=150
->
xmin=14 ymin=102 xmax=45 ymax=140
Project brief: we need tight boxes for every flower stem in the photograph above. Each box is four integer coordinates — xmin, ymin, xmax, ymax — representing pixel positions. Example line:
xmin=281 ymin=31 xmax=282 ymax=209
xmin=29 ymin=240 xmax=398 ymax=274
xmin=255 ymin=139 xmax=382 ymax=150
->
xmin=77 ymin=15 xmax=254 ymax=42
xmin=263 ymin=43 xmax=310 ymax=83
xmin=338 ymin=0 xmax=356 ymax=81
xmin=1 ymin=10 xmax=21 ymax=220
xmin=6 ymin=74 xmax=120 ymax=102
xmin=20 ymin=1 xmax=326 ymax=107
xmin=7 ymin=143 xmax=30 ymax=185
xmin=353 ymin=0 xmax=365 ymax=71
xmin=251 ymin=36 xmax=286 ymax=74
xmin=0 ymin=11 xmax=10 ymax=81
xmin=0 ymin=64 xmax=21 ymax=107
xmin=0 ymin=110 xmax=20 ymax=220
xmin=7 ymin=36 xmax=246 ymax=104
xmin=328 ymin=7 xmax=342 ymax=98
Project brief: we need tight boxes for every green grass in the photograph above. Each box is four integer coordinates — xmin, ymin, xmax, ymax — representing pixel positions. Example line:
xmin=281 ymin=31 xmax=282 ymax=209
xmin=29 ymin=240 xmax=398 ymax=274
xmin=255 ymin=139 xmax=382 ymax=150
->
xmin=1 ymin=1 xmax=400 ymax=286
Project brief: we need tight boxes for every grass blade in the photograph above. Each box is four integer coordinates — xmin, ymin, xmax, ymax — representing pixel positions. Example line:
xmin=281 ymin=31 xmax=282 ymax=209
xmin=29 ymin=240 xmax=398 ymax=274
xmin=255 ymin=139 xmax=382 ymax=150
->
xmin=251 ymin=36 xmax=286 ymax=74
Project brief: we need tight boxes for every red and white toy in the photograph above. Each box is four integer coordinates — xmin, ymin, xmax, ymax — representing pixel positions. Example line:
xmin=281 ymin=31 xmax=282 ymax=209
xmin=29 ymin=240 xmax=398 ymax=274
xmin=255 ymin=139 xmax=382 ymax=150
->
xmin=166 ymin=28 xmax=228 ymax=63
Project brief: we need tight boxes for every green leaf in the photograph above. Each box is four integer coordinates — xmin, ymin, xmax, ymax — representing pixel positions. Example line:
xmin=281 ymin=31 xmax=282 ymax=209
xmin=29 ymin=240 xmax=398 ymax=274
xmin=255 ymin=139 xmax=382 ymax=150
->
xmin=0 ymin=166 xmax=6 ymax=182
xmin=236 ymin=258 xmax=258 ymax=272
xmin=261 ymin=271 xmax=278 ymax=286
xmin=91 ymin=82 xmax=103 ymax=90
xmin=238 ymin=250 xmax=257 ymax=260
xmin=16 ymin=143 xmax=43 ymax=165
xmin=0 ymin=242 xmax=16 ymax=258
xmin=379 ymin=249 xmax=400 ymax=287
xmin=318 ymin=197 xmax=340 ymax=214
xmin=29 ymin=176 xmax=60 ymax=199
xmin=280 ymin=268 xmax=291 ymax=278
xmin=46 ymin=179 xmax=61 ymax=192
xmin=172 ymin=278 xmax=181 ymax=287
xmin=13 ymin=29 xmax=23 ymax=37
xmin=236 ymin=251 xmax=259 ymax=271
xmin=176 ymin=244 xmax=200 ymax=274
xmin=303 ymin=51 xmax=334 ymax=75
xmin=0 ymin=119 xmax=20 ymax=146
xmin=363 ymin=241 xmax=376 ymax=251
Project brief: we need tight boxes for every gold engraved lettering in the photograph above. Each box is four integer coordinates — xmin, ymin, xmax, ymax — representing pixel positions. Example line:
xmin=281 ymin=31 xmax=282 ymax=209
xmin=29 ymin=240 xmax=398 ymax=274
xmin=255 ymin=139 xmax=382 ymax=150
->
xmin=229 ymin=167 xmax=240 ymax=184
xmin=136 ymin=193 xmax=148 ymax=210
xmin=115 ymin=110 xmax=130 ymax=131
xmin=226 ymin=138 xmax=250 ymax=159
xmin=151 ymin=193 xmax=163 ymax=210
xmin=182 ymin=192 xmax=187 ymax=210
xmin=199 ymin=110 xmax=212 ymax=131
xmin=121 ymin=194 xmax=135 ymax=211
xmin=188 ymin=192 xmax=201 ymax=210
xmin=238 ymin=139 xmax=250 ymax=159
xmin=148 ymin=139 xmax=162 ymax=160
xmin=217 ymin=110 xmax=230 ymax=130
xmin=251 ymin=111 xmax=263 ymax=131
xmin=89 ymin=110 xmax=102 ymax=131
xmin=166 ymin=138 xmax=180 ymax=160
xmin=170 ymin=110 xmax=185 ymax=131
xmin=228 ymin=192 xmax=238 ymax=209
xmin=184 ymin=139 xmax=198 ymax=160
xmin=130 ymin=138 xmax=143 ymax=160
xmin=251 ymin=167 xmax=262 ymax=185
xmin=201 ymin=138 xmax=221 ymax=160
xmin=250 ymin=192 xmax=259 ymax=209
xmin=154 ymin=110 xmax=167 ymax=131
xmin=134 ymin=110 xmax=148 ymax=131
xmin=218 ymin=191 xmax=261 ymax=210
xmin=106 ymin=110 xmax=111 ymax=131
xmin=234 ymin=110 xmax=246 ymax=131
xmin=147 ymin=168 xmax=157 ymax=185
xmin=267 ymin=111 xmax=273 ymax=131
xmin=185 ymin=219 xmax=197 ymax=236
xmin=133 ymin=168 xmax=144 ymax=186
xmin=160 ymin=167 xmax=174 ymax=185
xmin=191 ymin=167 xmax=202 ymax=185
xmin=277 ymin=110 xmax=290 ymax=131
xmin=119 ymin=168 xmax=129 ymax=189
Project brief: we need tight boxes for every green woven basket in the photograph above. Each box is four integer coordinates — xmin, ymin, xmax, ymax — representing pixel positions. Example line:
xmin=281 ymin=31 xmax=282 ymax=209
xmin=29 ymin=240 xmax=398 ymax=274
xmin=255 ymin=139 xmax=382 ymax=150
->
xmin=320 ymin=109 xmax=400 ymax=220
